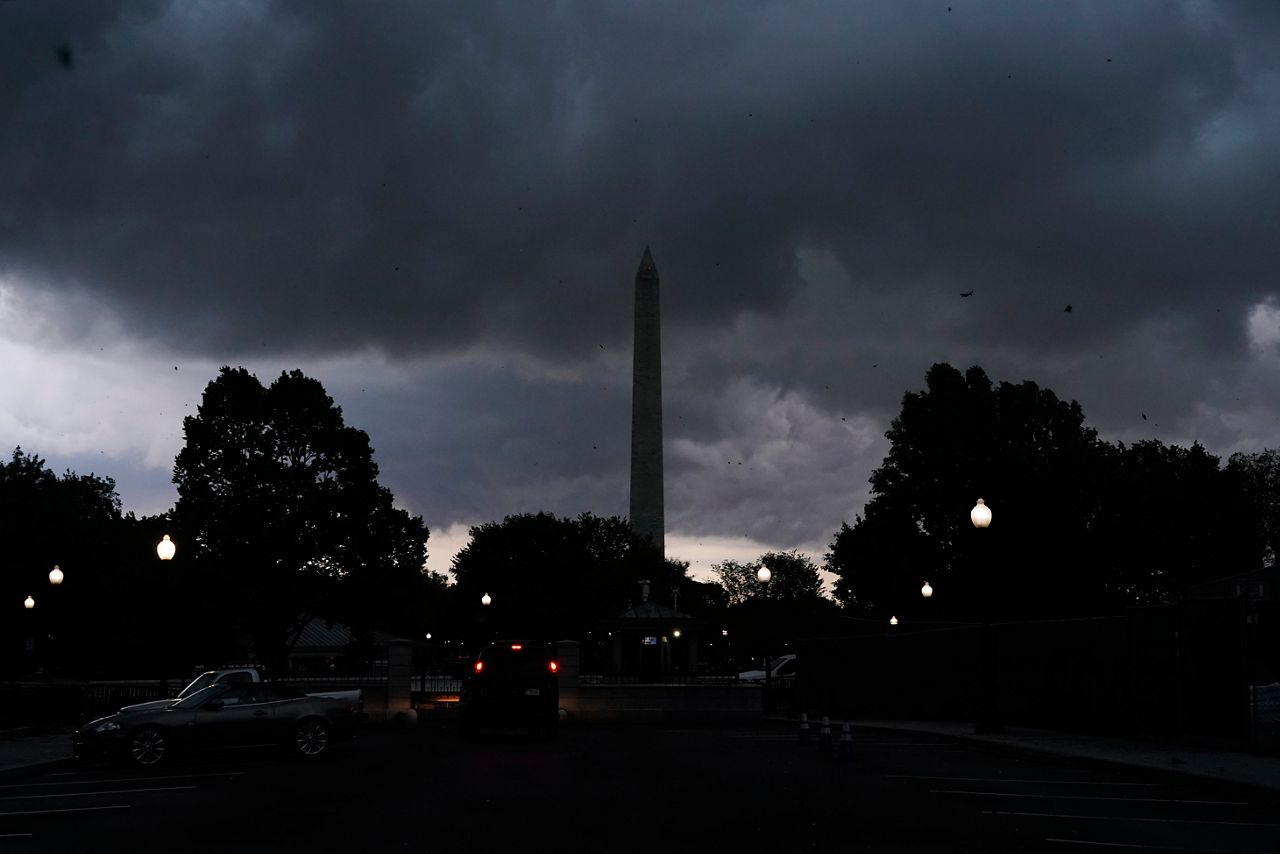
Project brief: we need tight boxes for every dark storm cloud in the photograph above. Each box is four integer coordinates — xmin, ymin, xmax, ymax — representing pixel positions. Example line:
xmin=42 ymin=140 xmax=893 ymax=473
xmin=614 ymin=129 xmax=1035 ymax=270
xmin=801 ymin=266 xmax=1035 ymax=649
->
xmin=5 ymin=2 xmax=1280 ymax=553
xmin=4 ymin=1 xmax=1277 ymax=365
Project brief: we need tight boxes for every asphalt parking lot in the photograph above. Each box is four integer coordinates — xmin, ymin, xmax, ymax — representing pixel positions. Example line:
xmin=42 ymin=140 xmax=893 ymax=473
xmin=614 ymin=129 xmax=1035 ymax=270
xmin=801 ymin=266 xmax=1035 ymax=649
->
xmin=1 ymin=723 xmax=1276 ymax=852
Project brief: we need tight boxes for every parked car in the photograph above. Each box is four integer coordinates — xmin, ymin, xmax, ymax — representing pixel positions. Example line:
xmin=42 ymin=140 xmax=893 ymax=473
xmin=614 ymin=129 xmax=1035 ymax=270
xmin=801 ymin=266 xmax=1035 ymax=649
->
xmin=74 ymin=682 xmax=362 ymax=767
xmin=458 ymin=640 xmax=559 ymax=740
xmin=118 ymin=667 xmax=360 ymax=714
xmin=738 ymin=653 xmax=798 ymax=683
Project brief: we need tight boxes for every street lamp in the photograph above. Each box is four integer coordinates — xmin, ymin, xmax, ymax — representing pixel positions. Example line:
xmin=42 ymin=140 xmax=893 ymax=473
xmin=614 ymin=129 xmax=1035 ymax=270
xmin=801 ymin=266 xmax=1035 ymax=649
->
xmin=889 ymin=615 xmax=899 ymax=626
xmin=921 ymin=581 xmax=933 ymax=598
xmin=49 ymin=565 xmax=64 ymax=586
xmin=24 ymin=595 xmax=34 ymax=610
xmin=481 ymin=592 xmax=492 ymax=607
xmin=757 ymin=565 xmax=773 ymax=713
xmin=970 ymin=497 xmax=1002 ymax=734
xmin=970 ymin=498 xmax=992 ymax=529
xmin=156 ymin=534 xmax=176 ymax=561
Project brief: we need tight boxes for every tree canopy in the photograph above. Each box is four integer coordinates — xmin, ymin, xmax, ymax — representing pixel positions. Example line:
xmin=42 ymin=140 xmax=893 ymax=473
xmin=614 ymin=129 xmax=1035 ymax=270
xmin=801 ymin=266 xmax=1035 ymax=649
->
xmin=448 ymin=511 xmax=686 ymax=642
xmin=0 ymin=448 xmax=129 ymax=677
xmin=713 ymin=551 xmax=825 ymax=606
xmin=173 ymin=367 xmax=434 ymax=668
xmin=828 ymin=363 xmax=1258 ymax=622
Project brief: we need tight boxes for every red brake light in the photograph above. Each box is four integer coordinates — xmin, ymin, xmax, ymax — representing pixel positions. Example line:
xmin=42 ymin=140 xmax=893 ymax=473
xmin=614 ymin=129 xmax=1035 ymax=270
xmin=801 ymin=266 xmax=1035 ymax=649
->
xmin=549 ymin=661 xmax=558 ymax=673
xmin=511 ymin=644 xmax=523 ymax=651
xmin=474 ymin=660 xmax=484 ymax=673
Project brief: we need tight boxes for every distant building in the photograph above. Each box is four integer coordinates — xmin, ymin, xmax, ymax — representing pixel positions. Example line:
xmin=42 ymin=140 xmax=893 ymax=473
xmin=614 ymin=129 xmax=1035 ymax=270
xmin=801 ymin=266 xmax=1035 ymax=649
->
xmin=286 ymin=617 xmax=399 ymax=675
xmin=1187 ymin=566 xmax=1278 ymax=603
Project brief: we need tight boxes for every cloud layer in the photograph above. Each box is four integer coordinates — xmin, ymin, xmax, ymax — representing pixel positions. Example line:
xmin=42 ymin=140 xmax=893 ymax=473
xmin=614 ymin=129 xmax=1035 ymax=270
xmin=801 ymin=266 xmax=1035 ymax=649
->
xmin=3 ymin=2 xmax=1280 ymax=578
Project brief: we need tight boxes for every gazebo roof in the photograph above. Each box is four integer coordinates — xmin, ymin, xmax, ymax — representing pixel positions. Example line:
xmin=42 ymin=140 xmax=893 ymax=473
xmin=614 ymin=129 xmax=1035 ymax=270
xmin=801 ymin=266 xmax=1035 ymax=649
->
xmin=597 ymin=600 xmax=695 ymax=626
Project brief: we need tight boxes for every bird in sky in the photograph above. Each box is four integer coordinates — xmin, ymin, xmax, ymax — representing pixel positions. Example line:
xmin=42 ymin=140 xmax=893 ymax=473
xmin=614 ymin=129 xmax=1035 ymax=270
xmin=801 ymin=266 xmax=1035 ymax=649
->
xmin=1141 ymin=413 xmax=1148 ymax=421
xmin=1064 ymin=304 xmax=1073 ymax=313
xmin=960 ymin=290 xmax=974 ymax=297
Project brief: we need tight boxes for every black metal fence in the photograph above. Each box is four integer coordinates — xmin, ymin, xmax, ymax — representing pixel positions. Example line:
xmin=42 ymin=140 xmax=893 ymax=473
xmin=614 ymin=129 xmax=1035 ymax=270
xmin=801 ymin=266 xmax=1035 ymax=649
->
xmin=795 ymin=597 xmax=1277 ymax=752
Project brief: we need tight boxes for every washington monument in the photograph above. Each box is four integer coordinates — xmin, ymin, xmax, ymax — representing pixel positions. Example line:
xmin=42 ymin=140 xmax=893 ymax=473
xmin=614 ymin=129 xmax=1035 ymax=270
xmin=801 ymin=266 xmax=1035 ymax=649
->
xmin=629 ymin=246 xmax=664 ymax=557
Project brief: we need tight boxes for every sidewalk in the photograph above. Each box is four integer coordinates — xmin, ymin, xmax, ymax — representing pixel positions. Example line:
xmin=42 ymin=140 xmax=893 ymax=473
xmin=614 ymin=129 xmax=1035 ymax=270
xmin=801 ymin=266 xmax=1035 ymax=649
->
xmin=0 ymin=728 xmax=74 ymax=777
xmin=848 ymin=719 xmax=1280 ymax=793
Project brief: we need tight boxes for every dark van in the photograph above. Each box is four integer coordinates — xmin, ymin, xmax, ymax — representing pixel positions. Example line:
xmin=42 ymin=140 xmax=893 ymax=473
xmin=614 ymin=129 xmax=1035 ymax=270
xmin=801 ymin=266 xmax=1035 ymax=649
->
xmin=459 ymin=640 xmax=560 ymax=740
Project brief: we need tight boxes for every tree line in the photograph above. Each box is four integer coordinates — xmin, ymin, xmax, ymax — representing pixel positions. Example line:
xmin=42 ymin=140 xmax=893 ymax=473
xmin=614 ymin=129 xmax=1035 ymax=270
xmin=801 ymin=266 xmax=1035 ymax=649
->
xmin=3 ymin=361 xmax=1275 ymax=678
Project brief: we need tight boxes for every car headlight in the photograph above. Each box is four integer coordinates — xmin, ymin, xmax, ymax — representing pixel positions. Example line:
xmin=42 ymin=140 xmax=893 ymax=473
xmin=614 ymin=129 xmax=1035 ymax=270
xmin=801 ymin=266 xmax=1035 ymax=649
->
xmin=90 ymin=719 xmax=122 ymax=734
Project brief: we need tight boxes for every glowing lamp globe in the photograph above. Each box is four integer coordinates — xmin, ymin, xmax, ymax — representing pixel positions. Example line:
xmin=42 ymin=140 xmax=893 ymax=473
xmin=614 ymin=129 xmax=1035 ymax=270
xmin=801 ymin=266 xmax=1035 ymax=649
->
xmin=889 ymin=615 xmax=899 ymax=626
xmin=481 ymin=592 xmax=492 ymax=606
xmin=756 ymin=567 xmax=772 ymax=584
xmin=156 ymin=534 xmax=177 ymax=560
xmin=970 ymin=499 xmax=992 ymax=529
xmin=24 ymin=596 xmax=35 ymax=610
xmin=921 ymin=581 xmax=933 ymax=598
xmin=49 ymin=565 xmax=64 ymax=586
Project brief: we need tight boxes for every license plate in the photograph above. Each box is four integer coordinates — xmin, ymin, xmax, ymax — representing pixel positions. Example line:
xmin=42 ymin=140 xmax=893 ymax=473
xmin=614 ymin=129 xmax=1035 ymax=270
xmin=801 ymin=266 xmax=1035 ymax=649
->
xmin=524 ymin=688 xmax=540 ymax=696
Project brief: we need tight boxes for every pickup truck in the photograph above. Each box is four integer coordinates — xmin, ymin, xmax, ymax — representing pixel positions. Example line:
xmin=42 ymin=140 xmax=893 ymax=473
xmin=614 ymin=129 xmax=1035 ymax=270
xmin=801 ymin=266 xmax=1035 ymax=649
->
xmin=119 ymin=667 xmax=362 ymax=713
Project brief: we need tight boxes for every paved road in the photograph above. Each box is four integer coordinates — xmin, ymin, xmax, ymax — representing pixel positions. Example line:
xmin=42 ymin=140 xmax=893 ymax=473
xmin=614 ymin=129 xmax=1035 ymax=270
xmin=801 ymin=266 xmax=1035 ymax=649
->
xmin=2 ymin=721 xmax=1277 ymax=852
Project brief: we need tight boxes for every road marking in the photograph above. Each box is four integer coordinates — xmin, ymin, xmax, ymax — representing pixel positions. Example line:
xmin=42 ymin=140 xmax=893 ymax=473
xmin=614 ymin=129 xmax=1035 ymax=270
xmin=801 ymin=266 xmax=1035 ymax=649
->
xmin=0 ymin=805 xmax=131 ymax=817
xmin=931 ymin=789 xmax=1247 ymax=805
xmin=891 ymin=775 xmax=1161 ymax=787
xmin=0 ymin=785 xmax=196 ymax=801
xmin=0 ymin=772 xmax=243 ymax=789
xmin=1044 ymin=837 xmax=1272 ymax=853
xmin=854 ymin=742 xmax=971 ymax=748
xmin=0 ymin=833 xmax=35 ymax=838
xmin=987 ymin=810 xmax=1280 ymax=828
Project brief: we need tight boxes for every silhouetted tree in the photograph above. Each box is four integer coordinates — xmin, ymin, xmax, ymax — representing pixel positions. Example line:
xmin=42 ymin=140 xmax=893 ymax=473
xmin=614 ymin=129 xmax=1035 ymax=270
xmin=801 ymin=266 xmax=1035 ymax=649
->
xmin=1092 ymin=440 xmax=1258 ymax=604
xmin=1226 ymin=449 xmax=1280 ymax=569
xmin=713 ymin=551 xmax=825 ymax=605
xmin=449 ymin=512 xmax=683 ymax=643
xmin=172 ymin=367 xmax=431 ymax=670
xmin=0 ymin=448 xmax=131 ymax=677
xmin=827 ymin=363 xmax=1256 ymax=621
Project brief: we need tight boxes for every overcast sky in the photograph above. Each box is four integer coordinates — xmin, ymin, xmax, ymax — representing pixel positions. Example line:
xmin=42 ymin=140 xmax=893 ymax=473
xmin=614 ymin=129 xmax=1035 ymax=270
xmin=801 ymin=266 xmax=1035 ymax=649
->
xmin=3 ymin=2 xmax=1280 ymax=585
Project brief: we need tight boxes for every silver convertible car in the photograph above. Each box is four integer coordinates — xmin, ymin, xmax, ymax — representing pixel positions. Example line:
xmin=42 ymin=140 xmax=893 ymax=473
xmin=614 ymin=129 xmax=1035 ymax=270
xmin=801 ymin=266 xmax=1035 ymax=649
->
xmin=73 ymin=682 xmax=362 ymax=767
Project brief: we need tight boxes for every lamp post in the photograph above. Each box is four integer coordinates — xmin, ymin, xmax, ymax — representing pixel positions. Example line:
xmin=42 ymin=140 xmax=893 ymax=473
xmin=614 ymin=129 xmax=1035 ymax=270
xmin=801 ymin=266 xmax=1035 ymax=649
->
xmin=156 ymin=534 xmax=176 ymax=561
xmin=757 ymin=565 xmax=773 ymax=713
xmin=970 ymin=498 xmax=1002 ymax=734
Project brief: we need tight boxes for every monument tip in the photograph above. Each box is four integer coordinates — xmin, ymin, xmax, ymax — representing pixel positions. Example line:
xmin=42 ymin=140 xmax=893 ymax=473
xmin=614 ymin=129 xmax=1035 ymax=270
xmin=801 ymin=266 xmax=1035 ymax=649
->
xmin=637 ymin=246 xmax=658 ymax=280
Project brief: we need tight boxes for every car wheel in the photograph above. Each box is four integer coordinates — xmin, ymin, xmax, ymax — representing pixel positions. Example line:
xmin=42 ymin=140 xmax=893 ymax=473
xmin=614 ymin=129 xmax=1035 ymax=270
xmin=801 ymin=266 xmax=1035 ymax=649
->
xmin=128 ymin=726 xmax=167 ymax=767
xmin=293 ymin=718 xmax=329 ymax=757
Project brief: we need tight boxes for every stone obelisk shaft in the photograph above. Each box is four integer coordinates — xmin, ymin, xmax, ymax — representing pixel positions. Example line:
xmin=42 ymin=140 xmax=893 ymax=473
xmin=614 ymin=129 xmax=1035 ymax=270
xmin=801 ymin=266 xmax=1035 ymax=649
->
xmin=629 ymin=247 xmax=664 ymax=558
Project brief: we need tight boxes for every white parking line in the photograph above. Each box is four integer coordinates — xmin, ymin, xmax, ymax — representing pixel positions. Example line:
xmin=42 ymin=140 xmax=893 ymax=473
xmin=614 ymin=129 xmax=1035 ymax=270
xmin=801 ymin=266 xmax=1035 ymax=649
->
xmin=856 ymin=742 xmax=971 ymax=748
xmin=931 ymin=789 xmax=1247 ymax=805
xmin=891 ymin=775 xmax=1161 ymax=787
xmin=0 ymin=785 xmax=196 ymax=801
xmin=1044 ymin=837 xmax=1271 ymax=853
xmin=986 ymin=810 xmax=1280 ymax=828
xmin=0 ymin=805 xmax=131 ymax=817
xmin=0 ymin=772 xmax=243 ymax=789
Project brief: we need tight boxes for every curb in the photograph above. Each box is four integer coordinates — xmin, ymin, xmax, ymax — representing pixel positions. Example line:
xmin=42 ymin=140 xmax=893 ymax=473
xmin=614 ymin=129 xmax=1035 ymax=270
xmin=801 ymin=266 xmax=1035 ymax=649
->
xmin=842 ymin=721 xmax=1280 ymax=795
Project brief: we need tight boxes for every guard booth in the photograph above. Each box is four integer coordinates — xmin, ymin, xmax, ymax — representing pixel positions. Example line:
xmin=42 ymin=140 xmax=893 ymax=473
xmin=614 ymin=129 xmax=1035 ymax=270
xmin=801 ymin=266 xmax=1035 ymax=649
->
xmin=593 ymin=599 xmax=701 ymax=679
